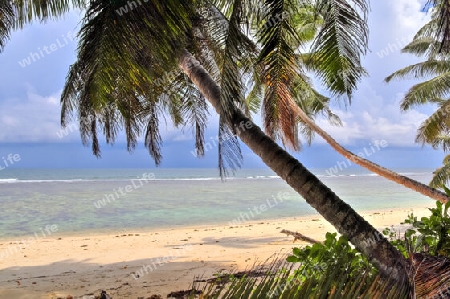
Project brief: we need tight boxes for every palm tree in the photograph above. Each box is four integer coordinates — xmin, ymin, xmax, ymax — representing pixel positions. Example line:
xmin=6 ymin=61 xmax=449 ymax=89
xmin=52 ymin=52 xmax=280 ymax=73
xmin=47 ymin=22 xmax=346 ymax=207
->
xmin=241 ymin=0 xmax=450 ymax=203
xmin=4 ymin=0 xmax=446 ymax=293
xmin=385 ymin=8 xmax=450 ymax=188
xmin=3 ymin=2 xmax=446 ymax=202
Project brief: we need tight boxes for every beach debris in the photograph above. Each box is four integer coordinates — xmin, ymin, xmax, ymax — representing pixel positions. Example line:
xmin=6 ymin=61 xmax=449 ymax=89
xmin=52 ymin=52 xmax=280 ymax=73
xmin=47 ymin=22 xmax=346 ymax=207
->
xmin=167 ymin=289 xmax=202 ymax=298
xmin=195 ymin=270 xmax=269 ymax=285
xmin=280 ymin=229 xmax=320 ymax=244
xmin=100 ymin=290 xmax=112 ymax=299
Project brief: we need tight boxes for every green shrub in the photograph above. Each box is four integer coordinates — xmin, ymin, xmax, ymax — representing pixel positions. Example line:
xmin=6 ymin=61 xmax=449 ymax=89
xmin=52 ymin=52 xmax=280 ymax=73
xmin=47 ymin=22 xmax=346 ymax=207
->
xmin=286 ymin=232 xmax=376 ymax=282
xmin=383 ymin=200 xmax=450 ymax=257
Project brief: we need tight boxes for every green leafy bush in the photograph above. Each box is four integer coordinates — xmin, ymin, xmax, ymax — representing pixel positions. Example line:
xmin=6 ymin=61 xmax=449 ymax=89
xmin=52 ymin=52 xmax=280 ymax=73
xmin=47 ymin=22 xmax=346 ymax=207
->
xmin=287 ymin=232 xmax=375 ymax=279
xmin=383 ymin=200 xmax=450 ymax=257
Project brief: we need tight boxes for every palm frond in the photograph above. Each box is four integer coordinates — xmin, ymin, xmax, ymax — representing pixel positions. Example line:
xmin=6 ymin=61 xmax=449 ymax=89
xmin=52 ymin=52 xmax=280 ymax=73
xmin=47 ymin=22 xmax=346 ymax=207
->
xmin=415 ymin=100 xmax=450 ymax=146
xmin=385 ymin=60 xmax=450 ymax=83
xmin=290 ymin=76 xmax=342 ymax=145
xmin=0 ymin=0 xmax=14 ymax=52
xmin=401 ymin=37 xmax=442 ymax=58
xmin=310 ymin=0 xmax=369 ymax=100
xmin=257 ymin=0 xmax=305 ymax=151
xmin=292 ymin=76 xmax=341 ymax=124
xmin=218 ymin=123 xmax=243 ymax=178
xmin=201 ymin=1 xmax=257 ymax=83
xmin=61 ymin=0 xmax=197 ymax=164
xmin=12 ymin=0 xmax=86 ymax=28
xmin=143 ymin=101 xmax=163 ymax=165
xmin=429 ymin=135 xmax=450 ymax=151
xmin=218 ymin=0 xmax=245 ymax=121
xmin=208 ymin=0 xmax=257 ymax=175
xmin=410 ymin=252 xmax=450 ymax=297
xmin=190 ymin=25 xmax=222 ymax=83
xmin=244 ymin=77 xmax=264 ymax=115
xmin=193 ymin=253 xmax=411 ymax=298
xmin=430 ymin=155 xmax=450 ymax=188
xmin=414 ymin=18 xmax=438 ymax=40
xmin=175 ymin=77 xmax=210 ymax=158
xmin=399 ymin=72 xmax=450 ymax=111
xmin=426 ymin=0 xmax=450 ymax=53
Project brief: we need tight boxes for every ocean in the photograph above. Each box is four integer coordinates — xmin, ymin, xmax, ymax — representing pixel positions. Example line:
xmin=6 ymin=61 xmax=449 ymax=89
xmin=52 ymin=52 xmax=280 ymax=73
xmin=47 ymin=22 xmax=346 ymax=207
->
xmin=0 ymin=168 xmax=436 ymax=239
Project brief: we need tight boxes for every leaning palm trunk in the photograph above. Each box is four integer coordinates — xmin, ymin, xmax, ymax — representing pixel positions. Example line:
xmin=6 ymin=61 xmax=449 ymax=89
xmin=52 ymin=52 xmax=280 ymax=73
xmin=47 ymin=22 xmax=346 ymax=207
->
xmin=179 ymin=50 xmax=411 ymax=286
xmin=289 ymin=104 xmax=450 ymax=204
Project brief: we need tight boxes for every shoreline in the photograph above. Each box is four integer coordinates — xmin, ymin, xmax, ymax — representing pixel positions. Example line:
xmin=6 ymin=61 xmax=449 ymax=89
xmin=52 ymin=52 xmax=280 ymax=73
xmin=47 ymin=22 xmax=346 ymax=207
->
xmin=0 ymin=205 xmax=433 ymax=298
xmin=0 ymin=202 xmax=433 ymax=242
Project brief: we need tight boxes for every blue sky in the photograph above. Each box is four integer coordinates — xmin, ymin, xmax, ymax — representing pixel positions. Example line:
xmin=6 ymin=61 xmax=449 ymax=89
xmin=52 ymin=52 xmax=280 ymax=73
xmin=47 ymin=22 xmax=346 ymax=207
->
xmin=0 ymin=0 xmax=445 ymax=170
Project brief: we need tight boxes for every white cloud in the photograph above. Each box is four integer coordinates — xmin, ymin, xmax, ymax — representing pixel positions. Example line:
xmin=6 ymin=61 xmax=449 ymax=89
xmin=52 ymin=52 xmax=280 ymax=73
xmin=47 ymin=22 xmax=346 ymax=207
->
xmin=391 ymin=0 xmax=429 ymax=31
xmin=369 ymin=0 xmax=430 ymax=62
xmin=0 ymin=87 xmax=71 ymax=142
xmin=315 ymin=82 xmax=428 ymax=147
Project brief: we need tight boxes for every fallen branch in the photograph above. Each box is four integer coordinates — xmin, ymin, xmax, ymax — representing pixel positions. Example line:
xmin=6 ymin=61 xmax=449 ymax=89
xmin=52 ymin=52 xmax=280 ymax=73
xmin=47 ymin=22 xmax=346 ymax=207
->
xmin=280 ymin=229 xmax=320 ymax=244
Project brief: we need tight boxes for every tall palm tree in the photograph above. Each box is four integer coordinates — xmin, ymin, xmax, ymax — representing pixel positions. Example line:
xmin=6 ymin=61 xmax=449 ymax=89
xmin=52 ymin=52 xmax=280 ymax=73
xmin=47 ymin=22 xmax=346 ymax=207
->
xmin=215 ymin=0 xmax=450 ymax=203
xmin=385 ymin=8 xmax=450 ymax=188
xmin=4 ymin=0 xmax=448 ymax=294
xmin=248 ymin=3 xmax=450 ymax=202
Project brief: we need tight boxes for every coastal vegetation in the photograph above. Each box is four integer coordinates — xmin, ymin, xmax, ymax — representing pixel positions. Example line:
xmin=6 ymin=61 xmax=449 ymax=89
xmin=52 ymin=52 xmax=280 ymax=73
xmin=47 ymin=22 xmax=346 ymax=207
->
xmin=192 ymin=200 xmax=450 ymax=298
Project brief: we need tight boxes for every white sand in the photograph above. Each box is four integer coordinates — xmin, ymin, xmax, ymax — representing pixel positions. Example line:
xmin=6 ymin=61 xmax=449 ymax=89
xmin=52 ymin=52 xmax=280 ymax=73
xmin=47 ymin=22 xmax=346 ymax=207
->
xmin=0 ymin=205 xmax=432 ymax=298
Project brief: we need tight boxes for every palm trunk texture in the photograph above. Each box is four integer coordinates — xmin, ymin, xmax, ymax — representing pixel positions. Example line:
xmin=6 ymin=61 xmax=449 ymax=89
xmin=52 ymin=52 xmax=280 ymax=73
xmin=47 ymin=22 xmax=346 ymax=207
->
xmin=179 ymin=50 xmax=411 ymax=284
xmin=290 ymin=104 xmax=449 ymax=204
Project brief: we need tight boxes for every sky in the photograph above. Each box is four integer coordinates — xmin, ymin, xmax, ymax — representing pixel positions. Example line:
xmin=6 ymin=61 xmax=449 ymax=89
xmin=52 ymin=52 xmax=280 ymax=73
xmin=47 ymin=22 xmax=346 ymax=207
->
xmin=0 ymin=0 xmax=446 ymax=170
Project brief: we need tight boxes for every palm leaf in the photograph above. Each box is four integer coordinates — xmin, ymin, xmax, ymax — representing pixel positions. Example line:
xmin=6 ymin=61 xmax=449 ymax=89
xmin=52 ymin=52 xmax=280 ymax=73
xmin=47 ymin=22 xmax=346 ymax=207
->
xmin=416 ymin=100 xmax=450 ymax=147
xmin=429 ymin=135 xmax=450 ymax=152
xmin=143 ymin=101 xmax=163 ymax=164
xmin=11 ymin=0 xmax=86 ymax=28
xmin=291 ymin=76 xmax=342 ymax=146
xmin=410 ymin=252 xmax=450 ymax=297
xmin=61 ymin=0 xmax=198 ymax=163
xmin=385 ymin=60 xmax=450 ymax=83
xmin=257 ymin=0 xmax=305 ymax=150
xmin=0 ymin=0 xmax=14 ymax=52
xmin=399 ymin=72 xmax=450 ymax=111
xmin=1 ymin=0 xmax=86 ymax=52
xmin=174 ymin=76 xmax=210 ymax=157
xmin=209 ymin=0 xmax=257 ymax=176
xmin=401 ymin=37 xmax=441 ymax=58
xmin=426 ymin=0 xmax=450 ymax=53
xmin=244 ymin=72 xmax=264 ymax=115
xmin=430 ymin=155 xmax=450 ymax=188
xmin=218 ymin=124 xmax=242 ymax=177
xmin=310 ymin=0 xmax=369 ymax=100
xmin=193 ymin=253 xmax=411 ymax=298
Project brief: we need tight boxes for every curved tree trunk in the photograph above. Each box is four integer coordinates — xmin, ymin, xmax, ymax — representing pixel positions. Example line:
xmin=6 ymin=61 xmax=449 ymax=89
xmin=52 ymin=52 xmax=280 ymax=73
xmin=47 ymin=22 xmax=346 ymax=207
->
xmin=289 ymin=104 xmax=450 ymax=204
xmin=179 ymin=50 xmax=411 ymax=285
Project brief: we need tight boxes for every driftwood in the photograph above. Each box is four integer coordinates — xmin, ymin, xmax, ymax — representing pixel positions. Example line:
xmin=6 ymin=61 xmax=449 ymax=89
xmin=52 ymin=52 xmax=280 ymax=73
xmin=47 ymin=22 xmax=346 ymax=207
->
xmin=280 ymin=229 xmax=320 ymax=244
xmin=167 ymin=289 xmax=202 ymax=298
xmin=194 ymin=270 xmax=269 ymax=284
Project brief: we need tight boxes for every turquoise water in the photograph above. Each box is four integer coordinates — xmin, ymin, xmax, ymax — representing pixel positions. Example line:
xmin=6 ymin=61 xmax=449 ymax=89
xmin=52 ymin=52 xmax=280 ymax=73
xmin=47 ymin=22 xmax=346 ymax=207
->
xmin=0 ymin=168 xmax=436 ymax=239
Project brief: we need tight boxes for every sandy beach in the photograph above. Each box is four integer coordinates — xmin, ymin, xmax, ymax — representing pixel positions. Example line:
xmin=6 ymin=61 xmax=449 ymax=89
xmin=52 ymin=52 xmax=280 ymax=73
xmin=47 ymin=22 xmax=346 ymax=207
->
xmin=0 ymin=205 xmax=432 ymax=299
